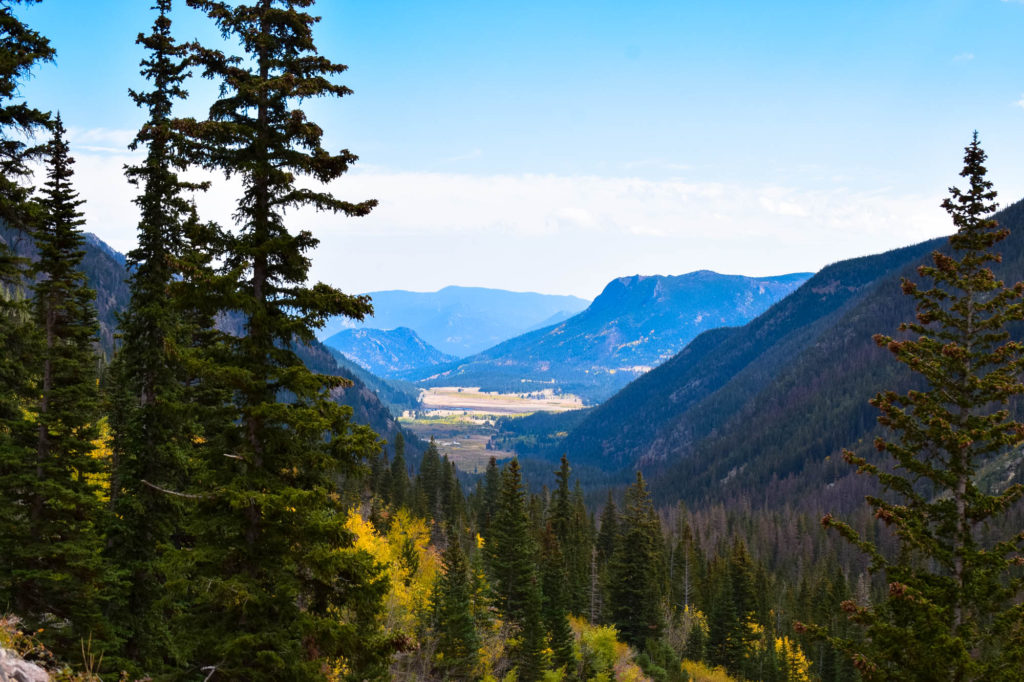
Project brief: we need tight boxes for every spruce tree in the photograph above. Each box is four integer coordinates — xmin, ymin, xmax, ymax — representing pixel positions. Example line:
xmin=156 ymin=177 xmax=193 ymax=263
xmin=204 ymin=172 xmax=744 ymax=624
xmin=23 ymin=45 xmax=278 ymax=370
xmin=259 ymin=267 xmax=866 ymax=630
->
xmin=548 ymin=455 xmax=590 ymax=615
xmin=105 ymin=1 xmax=223 ymax=669
xmin=540 ymin=523 xmax=576 ymax=673
xmin=7 ymin=115 xmax=111 ymax=656
xmin=818 ymin=134 xmax=1024 ymax=680
xmin=389 ymin=430 xmax=409 ymax=509
xmin=0 ymin=0 xmax=51 ymax=230
xmin=607 ymin=473 xmax=666 ymax=647
xmin=432 ymin=530 xmax=480 ymax=680
xmin=484 ymin=458 xmax=546 ymax=678
xmin=177 ymin=1 xmax=389 ymax=678
xmin=416 ymin=436 xmax=444 ymax=520
xmin=476 ymin=455 xmax=501 ymax=541
xmin=0 ymin=1 xmax=55 ymax=610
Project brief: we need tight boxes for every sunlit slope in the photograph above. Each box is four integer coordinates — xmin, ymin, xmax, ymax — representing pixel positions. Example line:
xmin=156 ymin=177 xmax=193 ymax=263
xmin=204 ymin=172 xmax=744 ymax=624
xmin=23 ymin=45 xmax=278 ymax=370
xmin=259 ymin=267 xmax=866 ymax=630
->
xmin=405 ymin=271 xmax=811 ymax=402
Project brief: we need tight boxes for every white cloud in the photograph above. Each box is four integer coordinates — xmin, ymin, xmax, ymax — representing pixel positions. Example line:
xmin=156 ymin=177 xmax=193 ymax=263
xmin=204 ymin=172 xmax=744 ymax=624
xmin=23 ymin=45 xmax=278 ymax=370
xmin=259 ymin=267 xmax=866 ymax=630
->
xmin=67 ymin=127 xmax=136 ymax=154
xmin=953 ymin=52 xmax=975 ymax=62
xmin=65 ymin=129 xmax=950 ymax=299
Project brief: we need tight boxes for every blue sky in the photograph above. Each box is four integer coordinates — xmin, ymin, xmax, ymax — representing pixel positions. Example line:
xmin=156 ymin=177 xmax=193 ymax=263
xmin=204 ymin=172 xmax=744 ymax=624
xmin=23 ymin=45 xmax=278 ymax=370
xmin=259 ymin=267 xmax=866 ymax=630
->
xmin=15 ymin=0 xmax=1024 ymax=298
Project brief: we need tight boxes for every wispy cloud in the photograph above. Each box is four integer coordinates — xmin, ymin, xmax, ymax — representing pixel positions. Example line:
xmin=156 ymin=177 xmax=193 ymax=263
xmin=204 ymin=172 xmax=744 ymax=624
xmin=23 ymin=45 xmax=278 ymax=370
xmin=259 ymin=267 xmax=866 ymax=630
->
xmin=952 ymin=52 xmax=974 ymax=62
xmin=441 ymin=148 xmax=482 ymax=163
xmin=1015 ymin=94 xmax=1024 ymax=109
xmin=67 ymin=127 xmax=137 ymax=155
xmin=63 ymin=128 xmax=949 ymax=298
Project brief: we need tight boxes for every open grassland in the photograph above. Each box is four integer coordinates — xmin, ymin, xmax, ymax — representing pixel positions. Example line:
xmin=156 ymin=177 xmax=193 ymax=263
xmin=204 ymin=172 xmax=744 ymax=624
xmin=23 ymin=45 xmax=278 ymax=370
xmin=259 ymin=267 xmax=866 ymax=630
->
xmin=417 ymin=386 xmax=583 ymax=416
xmin=401 ymin=387 xmax=583 ymax=472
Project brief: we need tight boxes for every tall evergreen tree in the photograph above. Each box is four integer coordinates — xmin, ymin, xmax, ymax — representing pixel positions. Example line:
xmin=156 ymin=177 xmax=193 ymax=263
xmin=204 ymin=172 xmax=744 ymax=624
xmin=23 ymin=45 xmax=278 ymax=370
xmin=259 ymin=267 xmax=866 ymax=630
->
xmin=540 ymin=523 xmax=575 ymax=673
xmin=6 ymin=115 xmax=111 ymax=656
xmin=0 ymin=1 xmax=55 ymax=613
xmin=476 ymin=455 xmax=501 ymax=541
xmin=607 ymin=472 xmax=665 ymax=647
xmin=105 ymin=1 xmax=223 ymax=669
xmin=484 ymin=458 xmax=546 ymax=679
xmin=432 ymin=530 xmax=480 ymax=680
xmin=548 ymin=455 xmax=590 ymax=615
xmin=176 ymin=1 xmax=389 ymax=678
xmin=0 ymin=0 xmax=51 ymax=230
xmin=416 ymin=437 xmax=444 ymax=520
xmin=389 ymin=430 xmax=409 ymax=509
xmin=819 ymin=134 xmax=1024 ymax=680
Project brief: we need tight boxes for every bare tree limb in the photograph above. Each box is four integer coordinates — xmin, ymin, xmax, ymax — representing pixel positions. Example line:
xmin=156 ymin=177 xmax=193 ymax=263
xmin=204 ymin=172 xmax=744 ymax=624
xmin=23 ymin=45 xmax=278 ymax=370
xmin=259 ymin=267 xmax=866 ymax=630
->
xmin=141 ymin=479 xmax=208 ymax=500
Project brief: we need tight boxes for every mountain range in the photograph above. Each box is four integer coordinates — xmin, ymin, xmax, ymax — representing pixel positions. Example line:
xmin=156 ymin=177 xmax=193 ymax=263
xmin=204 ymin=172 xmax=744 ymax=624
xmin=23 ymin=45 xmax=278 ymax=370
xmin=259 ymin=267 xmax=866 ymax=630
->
xmin=526 ymin=197 xmax=1024 ymax=513
xmin=405 ymin=270 xmax=811 ymax=402
xmin=317 ymin=286 xmax=590 ymax=357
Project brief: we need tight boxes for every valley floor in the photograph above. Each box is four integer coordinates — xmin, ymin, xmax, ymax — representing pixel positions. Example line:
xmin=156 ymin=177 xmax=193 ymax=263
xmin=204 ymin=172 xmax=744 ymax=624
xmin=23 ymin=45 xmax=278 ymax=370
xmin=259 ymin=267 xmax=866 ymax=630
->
xmin=400 ymin=386 xmax=583 ymax=472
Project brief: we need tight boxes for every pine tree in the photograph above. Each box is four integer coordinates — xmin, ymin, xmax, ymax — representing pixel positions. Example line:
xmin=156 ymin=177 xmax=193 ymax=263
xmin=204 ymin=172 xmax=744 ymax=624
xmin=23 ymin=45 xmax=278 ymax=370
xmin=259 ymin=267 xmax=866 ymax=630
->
xmin=476 ymin=455 xmax=501 ymax=541
xmin=607 ymin=472 xmax=666 ymax=647
xmin=818 ymin=134 xmax=1024 ymax=680
xmin=177 ymin=1 xmax=389 ymax=678
xmin=105 ymin=2 xmax=224 ymax=669
xmin=484 ymin=458 xmax=546 ymax=679
xmin=416 ymin=437 xmax=444 ymax=520
xmin=0 ymin=1 xmax=55 ymax=614
xmin=594 ymin=489 xmax=619 ymax=623
xmin=0 ymin=0 xmax=51 ymax=231
xmin=595 ymin=489 xmax=618 ymax=566
xmin=540 ymin=523 xmax=575 ymax=673
xmin=548 ymin=455 xmax=591 ymax=616
xmin=389 ymin=430 xmax=409 ymax=509
xmin=432 ymin=530 xmax=480 ymax=680
xmin=6 ymin=115 xmax=111 ymax=656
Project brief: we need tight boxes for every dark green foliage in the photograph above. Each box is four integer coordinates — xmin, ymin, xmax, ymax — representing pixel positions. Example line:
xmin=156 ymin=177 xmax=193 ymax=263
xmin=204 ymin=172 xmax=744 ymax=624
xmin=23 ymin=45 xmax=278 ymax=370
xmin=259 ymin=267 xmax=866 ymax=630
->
xmin=1 ymin=115 xmax=111 ymax=657
xmin=540 ymin=524 xmax=575 ymax=673
xmin=475 ymin=455 xmax=501 ymax=540
xmin=0 ymin=0 xmax=52 ymax=230
xmin=104 ymin=2 xmax=225 ymax=669
xmin=607 ymin=472 xmax=665 ymax=647
xmin=416 ymin=438 xmax=444 ymax=520
xmin=172 ymin=1 xmax=390 ymax=678
xmin=820 ymin=135 xmax=1024 ymax=680
xmin=490 ymin=408 xmax=592 ymax=457
xmin=0 ymin=2 xmax=55 ymax=621
xmin=595 ymin=490 xmax=618 ymax=565
xmin=432 ymin=531 xmax=480 ymax=680
xmin=484 ymin=458 xmax=546 ymax=677
xmin=548 ymin=455 xmax=592 ymax=616
xmin=707 ymin=541 xmax=756 ymax=677
xmin=390 ymin=430 xmax=410 ymax=509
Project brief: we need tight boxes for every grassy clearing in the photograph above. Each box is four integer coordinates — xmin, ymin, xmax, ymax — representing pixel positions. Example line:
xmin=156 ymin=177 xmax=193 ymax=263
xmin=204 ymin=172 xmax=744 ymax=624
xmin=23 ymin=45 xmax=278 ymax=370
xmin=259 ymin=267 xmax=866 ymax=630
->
xmin=401 ymin=387 xmax=582 ymax=473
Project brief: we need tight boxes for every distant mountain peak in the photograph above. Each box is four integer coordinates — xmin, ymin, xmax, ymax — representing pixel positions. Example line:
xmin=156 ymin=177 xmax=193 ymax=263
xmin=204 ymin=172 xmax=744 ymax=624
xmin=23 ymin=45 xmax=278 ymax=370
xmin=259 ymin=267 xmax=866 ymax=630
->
xmin=404 ymin=269 xmax=812 ymax=402
xmin=323 ymin=326 xmax=455 ymax=378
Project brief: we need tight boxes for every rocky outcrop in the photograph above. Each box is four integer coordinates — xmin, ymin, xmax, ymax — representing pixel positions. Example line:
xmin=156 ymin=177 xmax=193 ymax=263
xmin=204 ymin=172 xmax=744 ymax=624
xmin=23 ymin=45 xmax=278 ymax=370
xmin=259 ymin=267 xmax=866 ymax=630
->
xmin=0 ymin=649 xmax=49 ymax=682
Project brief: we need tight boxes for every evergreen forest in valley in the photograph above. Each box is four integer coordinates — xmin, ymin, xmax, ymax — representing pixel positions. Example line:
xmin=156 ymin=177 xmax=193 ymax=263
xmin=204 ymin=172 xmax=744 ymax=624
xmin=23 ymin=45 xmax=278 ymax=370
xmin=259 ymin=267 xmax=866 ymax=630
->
xmin=0 ymin=1 xmax=1023 ymax=681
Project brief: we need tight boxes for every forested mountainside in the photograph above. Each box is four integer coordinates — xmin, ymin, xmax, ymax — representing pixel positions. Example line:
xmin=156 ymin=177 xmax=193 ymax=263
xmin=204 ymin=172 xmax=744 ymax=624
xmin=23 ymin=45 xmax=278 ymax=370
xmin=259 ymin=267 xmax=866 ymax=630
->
xmin=2 ymin=223 xmax=420 ymax=451
xmin=0 ymin=222 xmax=128 ymax=357
xmin=406 ymin=271 xmax=810 ymax=402
xmin=323 ymin=326 xmax=456 ymax=377
xmin=326 ymin=347 xmax=422 ymax=415
xmin=552 ymin=197 xmax=1024 ymax=512
xmin=318 ymin=285 xmax=590 ymax=356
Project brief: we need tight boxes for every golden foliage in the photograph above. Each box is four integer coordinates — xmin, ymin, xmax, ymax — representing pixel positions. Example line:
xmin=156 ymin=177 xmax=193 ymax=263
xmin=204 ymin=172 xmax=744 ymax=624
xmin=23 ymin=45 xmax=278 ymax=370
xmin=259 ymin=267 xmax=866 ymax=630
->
xmin=344 ymin=508 xmax=439 ymax=638
xmin=83 ymin=418 xmax=112 ymax=500
xmin=680 ymin=660 xmax=738 ymax=682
